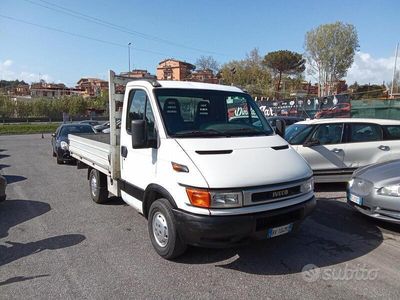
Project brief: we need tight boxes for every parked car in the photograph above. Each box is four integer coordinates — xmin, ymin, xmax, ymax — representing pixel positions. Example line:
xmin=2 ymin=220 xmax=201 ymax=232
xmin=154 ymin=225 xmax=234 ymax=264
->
xmin=347 ymin=159 xmax=400 ymax=224
xmin=51 ymin=124 xmax=95 ymax=164
xmin=267 ymin=116 xmax=305 ymax=130
xmin=102 ymin=119 xmax=121 ymax=133
xmin=285 ymin=118 xmax=400 ymax=182
xmin=80 ymin=120 xmax=100 ymax=126
xmin=0 ymin=174 xmax=6 ymax=202
xmin=93 ymin=121 xmax=110 ymax=132
xmin=314 ymin=103 xmax=351 ymax=119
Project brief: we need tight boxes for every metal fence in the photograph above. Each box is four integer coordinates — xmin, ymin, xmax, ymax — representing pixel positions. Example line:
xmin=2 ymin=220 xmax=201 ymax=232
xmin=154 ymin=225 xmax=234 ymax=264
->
xmin=351 ymin=99 xmax=400 ymax=120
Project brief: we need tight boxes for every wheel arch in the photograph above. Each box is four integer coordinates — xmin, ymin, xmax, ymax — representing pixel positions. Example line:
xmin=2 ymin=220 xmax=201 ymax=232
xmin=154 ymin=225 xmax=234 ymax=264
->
xmin=143 ymin=184 xmax=178 ymax=219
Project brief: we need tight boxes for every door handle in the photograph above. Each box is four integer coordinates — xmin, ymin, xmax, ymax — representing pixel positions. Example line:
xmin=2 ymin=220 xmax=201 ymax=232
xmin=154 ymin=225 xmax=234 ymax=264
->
xmin=121 ymin=146 xmax=128 ymax=158
xmin=331 ymin=148 xmax=343 ymax=153
xmin=378 ymin=145 xmax=390 ymax=151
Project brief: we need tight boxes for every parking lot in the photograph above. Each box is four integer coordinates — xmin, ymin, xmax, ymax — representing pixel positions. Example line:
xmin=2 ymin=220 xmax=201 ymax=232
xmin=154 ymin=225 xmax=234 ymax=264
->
xmin=1 ymin=134 xmax=400 ymax=299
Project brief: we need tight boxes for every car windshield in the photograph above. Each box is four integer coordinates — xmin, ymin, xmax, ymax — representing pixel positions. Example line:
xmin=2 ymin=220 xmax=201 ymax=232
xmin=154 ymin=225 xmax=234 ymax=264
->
xmin=285 ymin=124 xmax=313 ymax=144
xmin=154 ymin=88 xmax=273 ymax=138
xmin=60 ymin=125 xmax=94 ymax=137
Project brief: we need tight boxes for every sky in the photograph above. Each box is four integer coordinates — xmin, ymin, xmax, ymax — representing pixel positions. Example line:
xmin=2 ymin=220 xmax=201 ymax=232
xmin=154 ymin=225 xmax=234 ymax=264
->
xmin=0 ymin=0 xmax=399 ymax=87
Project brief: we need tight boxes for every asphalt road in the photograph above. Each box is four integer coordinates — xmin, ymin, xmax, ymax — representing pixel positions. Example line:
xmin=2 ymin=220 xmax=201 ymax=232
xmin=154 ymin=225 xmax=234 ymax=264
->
xmin=1 ymin=134 xmax=400 ymax=299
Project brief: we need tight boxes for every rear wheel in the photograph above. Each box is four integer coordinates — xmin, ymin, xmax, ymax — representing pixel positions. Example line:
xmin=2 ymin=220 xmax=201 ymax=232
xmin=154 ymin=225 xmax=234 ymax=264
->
xmin=148 ymin=198 xmax=187 ymax=259
xmin=88 ymin=169 xmax=109 ymax=204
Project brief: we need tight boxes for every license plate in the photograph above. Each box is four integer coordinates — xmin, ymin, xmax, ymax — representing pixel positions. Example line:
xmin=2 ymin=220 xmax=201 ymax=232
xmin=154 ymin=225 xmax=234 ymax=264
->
xmin=349 ymin=193 xmax=363 ymax=205
xmin=267 ymin=223 xmax=293 ymax=238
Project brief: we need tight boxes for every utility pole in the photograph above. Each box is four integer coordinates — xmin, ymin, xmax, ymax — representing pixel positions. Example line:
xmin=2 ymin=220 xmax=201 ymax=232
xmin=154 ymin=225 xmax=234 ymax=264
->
xmin=391 ymin=43 xmax=399 ymax=97
xmin=128 ymin=42 xmax=132 ymax=73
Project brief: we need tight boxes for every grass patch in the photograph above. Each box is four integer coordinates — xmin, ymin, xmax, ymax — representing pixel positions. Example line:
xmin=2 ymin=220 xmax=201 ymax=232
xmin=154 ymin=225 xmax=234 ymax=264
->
xmin=0 ymin=123 xmax=61 ymax=135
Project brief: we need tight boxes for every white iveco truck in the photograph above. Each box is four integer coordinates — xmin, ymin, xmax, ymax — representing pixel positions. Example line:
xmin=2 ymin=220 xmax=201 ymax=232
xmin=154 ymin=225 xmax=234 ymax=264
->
xmin=68 ymin=70 xmax=315 ymax=259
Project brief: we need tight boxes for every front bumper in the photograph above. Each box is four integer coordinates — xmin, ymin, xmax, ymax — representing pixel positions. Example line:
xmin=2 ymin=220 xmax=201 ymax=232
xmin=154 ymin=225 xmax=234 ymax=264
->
xmin=347 ymin=188 xmax=400 ymax=224
xmin=173 ymin=196 xmax=315 ymax=247
xmin=57 ymin=148 xmax=74 ymax=162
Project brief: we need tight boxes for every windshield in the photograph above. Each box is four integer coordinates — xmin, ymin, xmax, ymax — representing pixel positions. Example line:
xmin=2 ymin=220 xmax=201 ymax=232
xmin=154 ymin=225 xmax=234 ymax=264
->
xmin=60 ymin=125 xmax=94 ymax=137
xmin=285 ymin=124 xmax=313 ymax=144
xmin=154 ymin=88 xmax=274 ymax=138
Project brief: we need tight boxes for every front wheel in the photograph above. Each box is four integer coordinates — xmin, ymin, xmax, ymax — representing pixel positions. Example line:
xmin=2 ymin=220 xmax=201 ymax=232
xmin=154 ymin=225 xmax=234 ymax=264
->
xmin=148 ymin=198 xmax=187 ymax=259
xmin=88 ymin=169 xmax=109 ymax=204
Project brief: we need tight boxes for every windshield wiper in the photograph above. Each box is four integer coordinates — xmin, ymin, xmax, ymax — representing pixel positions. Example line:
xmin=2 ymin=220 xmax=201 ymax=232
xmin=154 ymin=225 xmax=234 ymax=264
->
xmin=172 ymin=129 xmax=227 ymax=138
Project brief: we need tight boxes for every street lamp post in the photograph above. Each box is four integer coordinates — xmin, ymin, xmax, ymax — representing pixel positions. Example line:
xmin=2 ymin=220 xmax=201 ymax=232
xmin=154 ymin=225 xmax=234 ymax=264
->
xmin=128 ymin=42 xmax=132 ymax=73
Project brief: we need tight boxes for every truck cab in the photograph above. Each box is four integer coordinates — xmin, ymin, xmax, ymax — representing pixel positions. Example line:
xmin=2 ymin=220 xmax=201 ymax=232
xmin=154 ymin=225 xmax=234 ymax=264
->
xmin=69 ymin=71 xmax=315 ymax=259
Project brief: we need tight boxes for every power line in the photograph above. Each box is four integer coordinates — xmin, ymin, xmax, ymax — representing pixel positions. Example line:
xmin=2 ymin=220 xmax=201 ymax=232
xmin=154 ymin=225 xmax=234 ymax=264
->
xmin=22 ymin=0 xmax=227 ymax=57
xmin=0 ymin=14 xmax=177 ymax=57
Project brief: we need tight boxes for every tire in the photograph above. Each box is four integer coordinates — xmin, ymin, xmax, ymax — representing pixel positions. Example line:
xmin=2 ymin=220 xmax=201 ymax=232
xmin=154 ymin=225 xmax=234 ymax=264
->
xmin=88 ymin=169 xmax=109 ymax=204
xmin=52 ymin=151 xmax=56 ymax=157
xmin=148 ymin=198 xmax=187 ymax=259
xmin=56 ymin=155 xmax=63 ymax=164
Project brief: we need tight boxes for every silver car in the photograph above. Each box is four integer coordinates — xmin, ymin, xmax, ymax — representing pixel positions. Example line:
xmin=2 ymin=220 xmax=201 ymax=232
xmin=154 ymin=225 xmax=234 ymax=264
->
xmin=347 ymin=159 xmax=400 ymax=224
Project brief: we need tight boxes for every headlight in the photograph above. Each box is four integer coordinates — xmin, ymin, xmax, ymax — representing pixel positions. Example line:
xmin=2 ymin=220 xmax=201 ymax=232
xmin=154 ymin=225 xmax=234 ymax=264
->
xmin=60 ymin=141 xmax=69 ymax=150
xmin=186 ymin=188 xmax=242 ymax=208
xmin=377 ymin=184 xmax=400 ymax=197
xmin=210 ymin=192 xmax=243 ymax=208
xmin=348 ymin=179 xmax=354 ymax=188
xmin=300 ymin=178 xmax=314 ymax=193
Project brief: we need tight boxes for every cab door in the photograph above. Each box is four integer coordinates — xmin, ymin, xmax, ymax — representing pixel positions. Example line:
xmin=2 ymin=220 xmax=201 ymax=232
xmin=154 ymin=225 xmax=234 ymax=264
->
xmin=120 ymin=89 xmax=157 ymax=211
xmin=294 ymin=123 xmax=346 ymax=171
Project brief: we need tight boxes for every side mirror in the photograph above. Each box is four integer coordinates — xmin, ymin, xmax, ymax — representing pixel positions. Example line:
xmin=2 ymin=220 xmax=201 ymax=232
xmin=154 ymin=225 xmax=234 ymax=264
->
xmin=131 ymin=120 xmax=147 ymax=148
xmin=304 ymin=139 xmax=320 ymax=147
xmin=275 ymin=119 xmax=286 ymax=138
xmin=51 ymin=133 xmax=56 ymax=138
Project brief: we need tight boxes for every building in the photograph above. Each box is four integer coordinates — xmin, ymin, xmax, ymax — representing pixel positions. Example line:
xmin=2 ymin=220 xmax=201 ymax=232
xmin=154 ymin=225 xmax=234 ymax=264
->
xmin=156 ymin=59 xmax=195 ymax=81
xmin=189 ymin=69 xmax=219 ymax=84
xmin=31 ymin=81 xmax=81 ymax=98
xmin=12 ymin=83 xmax=30 ymax=96
xmin=76 ymin=78 xmax=108 ymax=97
xmin=120 ymin=69 xmax=156 ymax=79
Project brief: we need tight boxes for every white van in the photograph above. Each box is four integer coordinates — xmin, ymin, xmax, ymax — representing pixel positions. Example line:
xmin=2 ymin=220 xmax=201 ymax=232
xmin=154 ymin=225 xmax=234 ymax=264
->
xmin=68 ymin=71 xmax=315 ymax=259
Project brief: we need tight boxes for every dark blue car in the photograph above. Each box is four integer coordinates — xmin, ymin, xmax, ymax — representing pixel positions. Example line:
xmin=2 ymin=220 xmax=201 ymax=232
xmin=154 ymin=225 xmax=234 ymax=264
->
xmin=51 ymin=124 xmax=95 ymax=164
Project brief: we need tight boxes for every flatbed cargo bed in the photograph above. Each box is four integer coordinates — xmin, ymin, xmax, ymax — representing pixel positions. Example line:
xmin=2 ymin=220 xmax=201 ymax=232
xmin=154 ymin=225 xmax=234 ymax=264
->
xmin=69 ymin=133 xmax=113 ymax=175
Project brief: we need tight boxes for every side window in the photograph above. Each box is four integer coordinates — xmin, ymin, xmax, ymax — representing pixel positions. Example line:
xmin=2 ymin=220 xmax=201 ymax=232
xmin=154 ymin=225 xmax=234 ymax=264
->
xmin=349 ymin=123 xmax=382 ymax=143
xmin=126 ymin=90 xmax=155 ymax=138
xmin=310 ymin=123 xmax=344 ymax=145
xmin=384 ymin=125 xmax=400 ymax=140
xmin=289 ymin=126 xmax=314 ymax=145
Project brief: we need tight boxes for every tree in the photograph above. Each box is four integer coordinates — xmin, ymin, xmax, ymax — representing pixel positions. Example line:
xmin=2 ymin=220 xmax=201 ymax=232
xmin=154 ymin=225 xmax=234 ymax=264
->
xmin=305 ymin=22 xmax=359 ymax=97
xmin=219 ymin=48 xmax=272 ymax=97
xmin=263 ymin=50 xmax=305 ymax=98
xmin=195 ymin=56 xmax=219 ymax=72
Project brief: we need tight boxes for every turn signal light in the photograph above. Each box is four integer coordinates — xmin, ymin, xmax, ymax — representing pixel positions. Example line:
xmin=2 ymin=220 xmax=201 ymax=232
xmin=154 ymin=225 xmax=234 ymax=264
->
xmin=186 ymin=188 xmax=210 ymax=208
xmin=171 ymin=162 xmax=189 ymax=173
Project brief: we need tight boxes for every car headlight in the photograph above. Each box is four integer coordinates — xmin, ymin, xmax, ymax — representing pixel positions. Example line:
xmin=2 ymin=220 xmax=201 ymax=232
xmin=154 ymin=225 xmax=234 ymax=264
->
xmin=210 ymin=192 xmax=243 ymax=208
xmin=186 ymin=188 xmax=243 ymax=208
xmin=348 ymin=179 xmax=354 ymax=188
xmin=60 ymin=141 xmax=69 ymax=150
xmin=377 ymin=184 xmax=400 ymax=197
xmin=300 ymin=178 xmax=314 ymax=193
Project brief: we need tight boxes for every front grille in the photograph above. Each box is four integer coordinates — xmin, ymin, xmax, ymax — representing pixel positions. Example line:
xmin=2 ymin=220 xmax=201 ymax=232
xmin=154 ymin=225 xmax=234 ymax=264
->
xmin=255 ymin=209 xmax=302 ymax=231
xmin=252 ymin=186 xmax=301 ymax=203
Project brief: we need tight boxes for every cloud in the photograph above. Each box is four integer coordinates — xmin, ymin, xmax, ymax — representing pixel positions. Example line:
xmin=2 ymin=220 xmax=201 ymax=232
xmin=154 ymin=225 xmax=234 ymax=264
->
xmin=306 ymin=52 xmax=397 ymax=86
xmin=0 ymin=59 xmax=52 ymax=83
xmin=3 ymin=59 xmax=13 ymax=67
xmin=345 ymin=51 xmax=396 ymax=85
